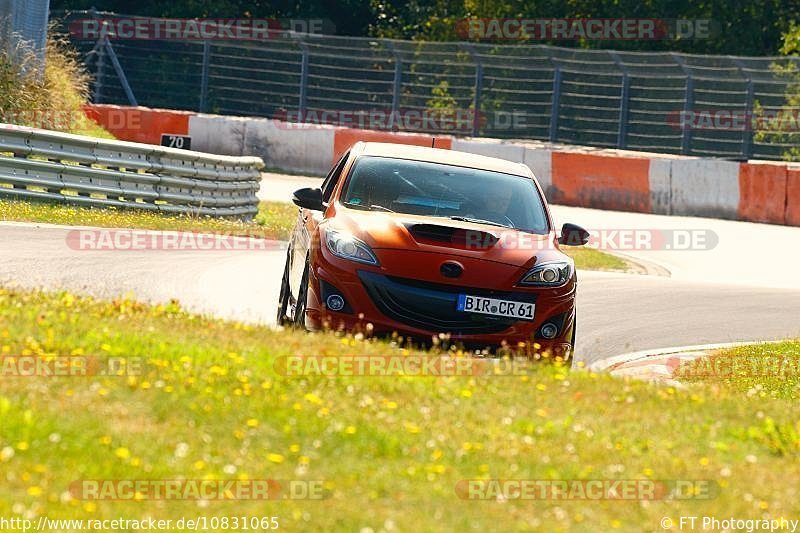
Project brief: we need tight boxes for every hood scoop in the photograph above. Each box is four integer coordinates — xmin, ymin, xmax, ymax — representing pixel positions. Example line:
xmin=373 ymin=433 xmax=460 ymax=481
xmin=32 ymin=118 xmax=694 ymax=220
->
xmin=407 ymin=223 xmax=499 ymax=250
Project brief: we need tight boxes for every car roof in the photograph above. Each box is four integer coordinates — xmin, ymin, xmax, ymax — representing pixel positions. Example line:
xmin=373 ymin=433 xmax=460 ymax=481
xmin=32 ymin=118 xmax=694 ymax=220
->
xmin=355 ymin=142 xmax=530 ymax=176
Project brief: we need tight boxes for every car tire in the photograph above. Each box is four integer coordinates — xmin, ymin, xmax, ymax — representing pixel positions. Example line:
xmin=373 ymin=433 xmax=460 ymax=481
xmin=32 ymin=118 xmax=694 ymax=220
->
xmin=293 ymin=259 xmax=310 ymax=330
xmin=567 ymin=315 xmax=577 ymax=361
xmin=276 ymin=252 xmax=291 ymax=326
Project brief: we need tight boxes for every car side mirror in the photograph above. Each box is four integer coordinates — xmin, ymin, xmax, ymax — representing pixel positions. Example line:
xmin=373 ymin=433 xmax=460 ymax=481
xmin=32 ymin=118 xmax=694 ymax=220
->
xmin=558 ymin=223 xmax=590 ymax=246
xmin=292 ymin=187 xmax=324 ymax=211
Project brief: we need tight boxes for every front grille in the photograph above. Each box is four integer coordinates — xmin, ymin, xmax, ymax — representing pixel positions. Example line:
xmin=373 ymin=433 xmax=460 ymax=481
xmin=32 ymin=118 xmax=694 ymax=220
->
xmin=358 ymin=271 xmax=536 ymax=335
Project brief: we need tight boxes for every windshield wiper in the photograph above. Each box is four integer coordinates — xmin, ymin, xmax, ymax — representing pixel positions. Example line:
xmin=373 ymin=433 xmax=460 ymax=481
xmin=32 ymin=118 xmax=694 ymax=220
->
xmin=369 ymin=204 xmax=395 ymax=212
xmin=449 ymin=216 xmax=510 ymax=228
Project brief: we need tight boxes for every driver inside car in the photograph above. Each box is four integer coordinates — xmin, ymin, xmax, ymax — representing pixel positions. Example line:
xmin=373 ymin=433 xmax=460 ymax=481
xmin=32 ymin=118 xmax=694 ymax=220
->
xmin=467 ymin=186 xmax=515 ymax=226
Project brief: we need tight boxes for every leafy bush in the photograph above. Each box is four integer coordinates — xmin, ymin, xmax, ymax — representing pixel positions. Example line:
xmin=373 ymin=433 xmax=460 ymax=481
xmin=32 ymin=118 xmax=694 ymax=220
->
xmin=753 ymin=24 xmax=800 ymax=161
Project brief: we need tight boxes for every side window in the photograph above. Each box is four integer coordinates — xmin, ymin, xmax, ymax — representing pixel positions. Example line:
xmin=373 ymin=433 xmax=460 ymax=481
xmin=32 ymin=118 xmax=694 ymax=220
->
xmin=322 ymin=151 xmax=349 ymax=203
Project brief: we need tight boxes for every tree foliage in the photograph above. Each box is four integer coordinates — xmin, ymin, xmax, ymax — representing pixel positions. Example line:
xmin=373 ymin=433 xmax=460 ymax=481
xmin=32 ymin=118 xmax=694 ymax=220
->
xmin=754 ymin=23 xmax=800 ymax=160
xmin=50 ymin=0 xmax=799 ymax=55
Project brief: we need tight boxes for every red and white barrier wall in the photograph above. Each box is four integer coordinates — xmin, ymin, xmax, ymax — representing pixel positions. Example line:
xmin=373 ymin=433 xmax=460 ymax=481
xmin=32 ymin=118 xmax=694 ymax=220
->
xmin=85 ymin=104 xmax=800 ymax=227
xmin=83 ymin=104 xmax=192 ymax=145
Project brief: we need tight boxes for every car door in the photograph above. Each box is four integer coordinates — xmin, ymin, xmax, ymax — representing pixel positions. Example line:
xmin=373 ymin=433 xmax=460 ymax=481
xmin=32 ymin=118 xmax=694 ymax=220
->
xmin=289 ymin=151 xmax=350 ymax=299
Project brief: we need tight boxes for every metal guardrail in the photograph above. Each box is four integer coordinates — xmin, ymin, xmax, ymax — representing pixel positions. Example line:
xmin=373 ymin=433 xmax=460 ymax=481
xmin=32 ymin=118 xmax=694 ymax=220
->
xmin=0 ymin=125 xmax=263 ymax=218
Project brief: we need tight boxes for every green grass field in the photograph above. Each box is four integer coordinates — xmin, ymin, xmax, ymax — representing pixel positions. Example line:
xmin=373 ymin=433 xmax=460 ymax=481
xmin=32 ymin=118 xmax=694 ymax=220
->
xmin=561 ymin=245 xmax=627 ymax=271
xmin=0 ymin=199 xmax=296 ymax=240
xmin=0 ymin=287 xmax=798 ymax=530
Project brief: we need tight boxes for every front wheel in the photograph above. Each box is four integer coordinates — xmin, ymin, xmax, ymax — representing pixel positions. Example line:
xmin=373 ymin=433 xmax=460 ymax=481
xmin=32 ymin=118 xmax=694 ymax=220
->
xmin=276 ymin=252 xmax=291 ymax=326
xmin=293 ymin=260 xmax=310 ymax=330
xmin=566 ymin=315 xmax=577 ymax=361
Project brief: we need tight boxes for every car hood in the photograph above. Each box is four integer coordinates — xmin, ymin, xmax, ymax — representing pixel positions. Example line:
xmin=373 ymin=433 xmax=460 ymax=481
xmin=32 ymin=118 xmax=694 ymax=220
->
xmin=327 ymin=208 xmax=565 ymax=269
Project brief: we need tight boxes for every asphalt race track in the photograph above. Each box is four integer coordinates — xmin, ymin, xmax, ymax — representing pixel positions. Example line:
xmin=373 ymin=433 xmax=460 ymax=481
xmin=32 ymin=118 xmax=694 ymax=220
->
xmin=1 ymin=171 xmax=799 ymax=368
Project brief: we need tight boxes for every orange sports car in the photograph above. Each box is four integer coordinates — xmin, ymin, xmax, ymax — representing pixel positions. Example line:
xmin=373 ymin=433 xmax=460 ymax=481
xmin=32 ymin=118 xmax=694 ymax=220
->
xmin=277 ymin=142 xmax=589 ymax=357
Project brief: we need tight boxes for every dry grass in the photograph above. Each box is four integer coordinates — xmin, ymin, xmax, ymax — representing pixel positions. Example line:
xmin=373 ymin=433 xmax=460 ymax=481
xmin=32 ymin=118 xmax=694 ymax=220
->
xmin=0 ymin=28 xmax=112 ymax=138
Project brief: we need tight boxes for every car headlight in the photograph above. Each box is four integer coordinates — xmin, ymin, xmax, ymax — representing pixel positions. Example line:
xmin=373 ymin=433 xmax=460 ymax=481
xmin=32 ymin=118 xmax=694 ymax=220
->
xmin=324 ymin=229 xmax=379 ymax=265
xmin=519 ymin=260 xmax=572 ymax=286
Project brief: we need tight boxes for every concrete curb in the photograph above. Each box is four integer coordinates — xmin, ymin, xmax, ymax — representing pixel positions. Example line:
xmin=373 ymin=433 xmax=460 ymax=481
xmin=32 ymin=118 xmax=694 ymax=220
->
xmin=603 ymin=250 xmax=672 ymax=278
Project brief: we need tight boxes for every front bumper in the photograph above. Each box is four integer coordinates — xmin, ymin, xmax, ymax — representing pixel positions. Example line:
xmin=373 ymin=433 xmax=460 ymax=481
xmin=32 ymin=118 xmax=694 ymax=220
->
xmin=304 ymin=250 xmax=576 ymax=353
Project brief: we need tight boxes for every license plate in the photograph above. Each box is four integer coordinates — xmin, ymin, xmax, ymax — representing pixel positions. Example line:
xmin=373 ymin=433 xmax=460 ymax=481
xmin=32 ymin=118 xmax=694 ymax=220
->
xmin=456 ymin=294 xmax=535 ymax=321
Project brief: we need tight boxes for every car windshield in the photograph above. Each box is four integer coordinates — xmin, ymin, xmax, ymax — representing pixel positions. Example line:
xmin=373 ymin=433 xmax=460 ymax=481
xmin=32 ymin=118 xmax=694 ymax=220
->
xmin=340 ymin=156 xmax=549 ymax=232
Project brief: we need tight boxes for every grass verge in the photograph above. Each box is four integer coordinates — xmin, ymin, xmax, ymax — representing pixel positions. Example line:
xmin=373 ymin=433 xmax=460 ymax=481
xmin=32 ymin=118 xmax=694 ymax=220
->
xmin=561 ymin=245 xmax=627 ymax=272
xmin=0 ymin=199 xmax=295 ymax=239
xmin=0 ymin=198 xmax=629 ymax=272
xmin=0 ymin=287 xmax=798 ymax=530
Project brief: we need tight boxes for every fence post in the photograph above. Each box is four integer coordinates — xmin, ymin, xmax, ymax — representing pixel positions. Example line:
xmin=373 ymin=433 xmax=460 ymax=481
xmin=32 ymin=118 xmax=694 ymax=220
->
xmin=609 ymin=51 xmax=630 ymax=149
xmin=671 ymin=53 xmax=694 ymax=155
xmin=385 ymin=40 xmax=402 ymax=132
xmin=549 ymin=67 xmax=562 ymax=143
xmin=619 ymin=75 xmax=631 ymax=149
xmin=680 ymin=75 xmax=694 ymax=155
xmin=92 ymin=37 xmax=106 ymax=103
xmin=732 ymin=58 xmax=754 ymax=160
xmin=741 ymin=79 xmax=755 ymax=160
xmin=461 ymin=44 xmax=483 ymax=137
xmin=103 ymin=38 xmax=138 ymax=107
xmin=472 ymin=63 xmax=484 ymax=137
xmin=298 ymin=42 xmax=310 ymax=119
xmin=199 ymin=40 xmax=211 ymax=112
